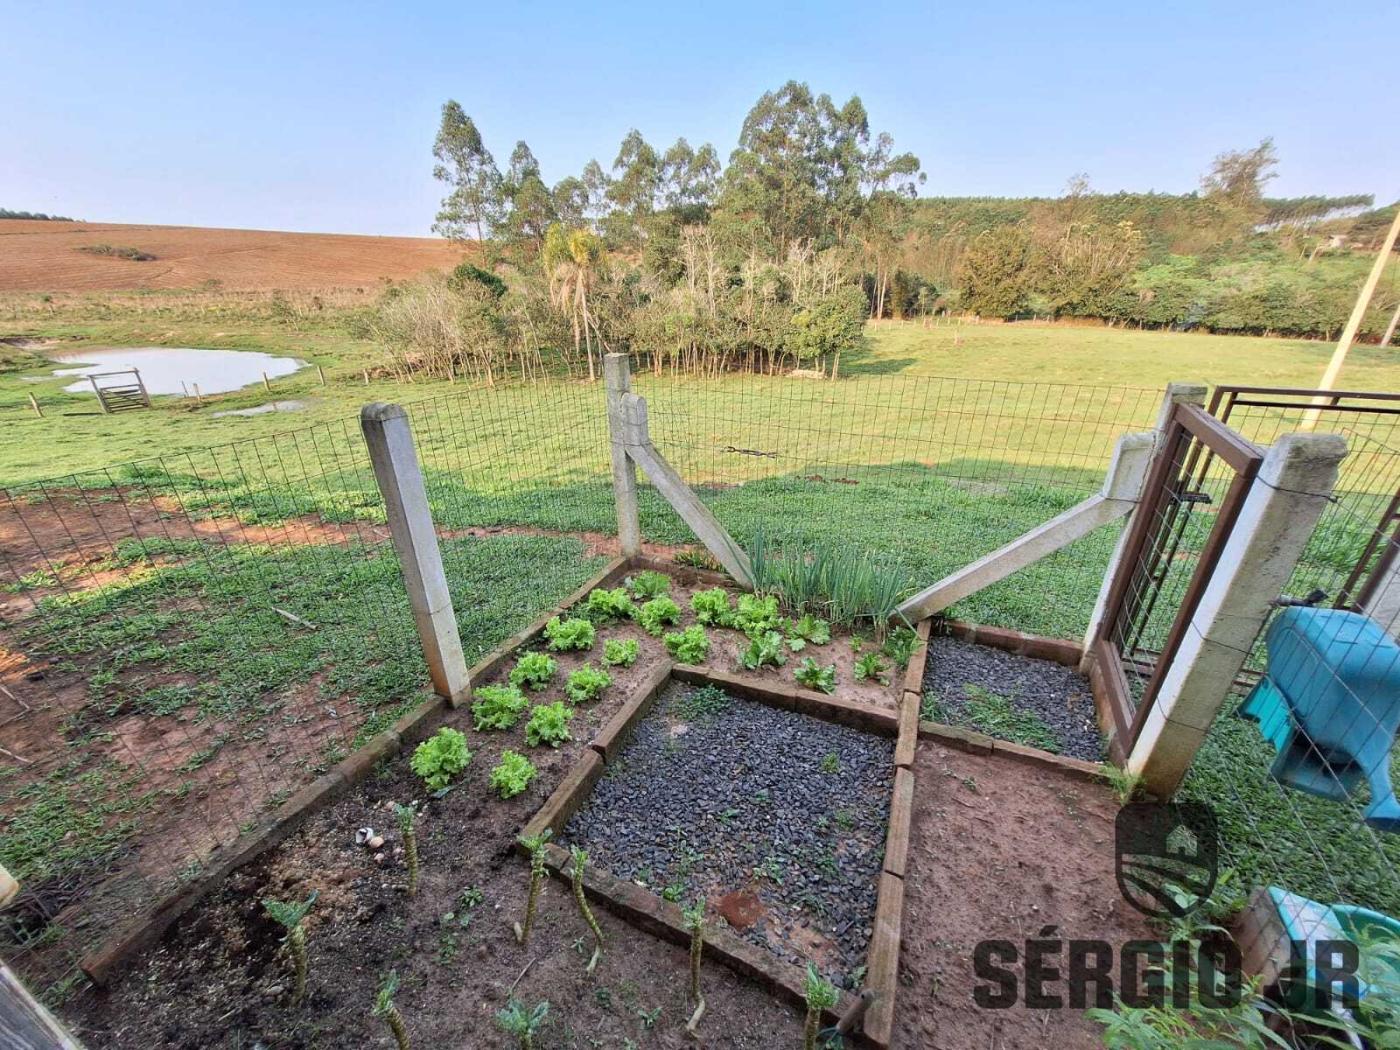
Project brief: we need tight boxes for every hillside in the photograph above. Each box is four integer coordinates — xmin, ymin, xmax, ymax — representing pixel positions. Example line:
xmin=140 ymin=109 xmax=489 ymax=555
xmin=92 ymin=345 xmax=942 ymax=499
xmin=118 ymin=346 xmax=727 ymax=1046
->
xmin=0 ymin=220 xmax=469 ymax=292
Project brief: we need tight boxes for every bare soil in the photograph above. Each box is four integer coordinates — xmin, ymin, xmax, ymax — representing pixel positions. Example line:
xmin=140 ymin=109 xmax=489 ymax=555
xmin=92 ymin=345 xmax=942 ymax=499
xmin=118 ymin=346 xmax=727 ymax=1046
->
xmin=0 ymin=221 xmax=470 ymax=292
xmin=893 ymin=743 xmax=1154 ymax=1049
xmin=70 ymin=631 xmax=806 ymax=1049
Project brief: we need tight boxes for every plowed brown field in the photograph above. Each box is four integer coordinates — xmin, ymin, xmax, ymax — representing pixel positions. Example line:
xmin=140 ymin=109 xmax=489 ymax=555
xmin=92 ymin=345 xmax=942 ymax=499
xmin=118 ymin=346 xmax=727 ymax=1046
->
xmin=0 ymin=219 xmax=469 ymax=291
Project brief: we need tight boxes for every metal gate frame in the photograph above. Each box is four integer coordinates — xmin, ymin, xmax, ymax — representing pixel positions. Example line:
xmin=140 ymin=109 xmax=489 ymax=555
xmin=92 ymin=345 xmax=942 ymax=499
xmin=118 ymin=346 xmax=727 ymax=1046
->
xmin=1090 ymin=401 xmax=1264 ymax=756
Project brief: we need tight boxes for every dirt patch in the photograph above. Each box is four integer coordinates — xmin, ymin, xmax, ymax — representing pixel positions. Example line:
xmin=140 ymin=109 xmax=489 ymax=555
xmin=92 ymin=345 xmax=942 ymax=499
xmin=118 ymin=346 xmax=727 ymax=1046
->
xmin=70 ymin=640 xmax=805 ymax=1049
xmin=893 ymin=743 xmax=1153 ymax=1049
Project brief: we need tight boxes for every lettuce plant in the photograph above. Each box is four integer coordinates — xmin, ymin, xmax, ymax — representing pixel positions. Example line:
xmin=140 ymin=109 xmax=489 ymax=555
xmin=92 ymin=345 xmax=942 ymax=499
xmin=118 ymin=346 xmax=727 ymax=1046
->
xmin=565 ymin=664 xmax=613 ymax=704
xmin=664 ymin=624 xmax=710 ymax=664
xmin=637 ymin=596 xmax=682 ymax=636
xmin=789 ymin=613 xmax=832 ymax=646
xmin=509 ymin=651 xmax=557 ymax=691
xmin=496 ymin=998 xmax=549 ymax=1050
xmin=584 ymin=586 xmax=635 ymax=623
xmin=740 ymin=629 xmax=787 ymax=670
xmin=409 ymin=727 xmax=471 ymax=791
xmin=626 ymin=570 xmax=671 ymax=600
xmin=690 ymin=587 xmax=732 ymax=626
xmin=471 ymin=684 xmax=529 ymax=731
xmin=491 ymin=750 xmax=537 ymax=799
xmin=544 ymin=616 xmax=596 ymax=652
xmin=734 ymin=593 xmax=781 ymax=637
xmin=882 ymin=624 xmax=920 ymax=668
xmin=525 ymin=701 xmax=574 ymax=747
xmin=794 ymin=657 xmax=837 ymax=694
xmin=853 ymin=651 xmax=890 ymax=684
xmin=602 ymin=637 xmax=640 ymax=667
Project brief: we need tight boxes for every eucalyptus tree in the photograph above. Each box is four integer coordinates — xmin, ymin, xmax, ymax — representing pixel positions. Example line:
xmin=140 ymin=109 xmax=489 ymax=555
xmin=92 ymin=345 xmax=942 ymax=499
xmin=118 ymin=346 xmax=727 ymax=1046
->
xmin=432 ymin=101 xmax=505 ymax=243
xmin=502 ymin=141 xmax=557 ymax=251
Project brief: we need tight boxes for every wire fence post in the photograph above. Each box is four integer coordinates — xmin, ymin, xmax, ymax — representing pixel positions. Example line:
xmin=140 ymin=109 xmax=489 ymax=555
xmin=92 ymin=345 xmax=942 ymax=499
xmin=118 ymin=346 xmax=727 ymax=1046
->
xmin=1128 ymin=431 xmax=1347 ymax=796
xmin=360 ymin=402 xmax=470 ymax=706
xmin=1079 ymin=381 xmax=1207 ymax=672
xmin=605 ymin=353 xmax=641 ymax=558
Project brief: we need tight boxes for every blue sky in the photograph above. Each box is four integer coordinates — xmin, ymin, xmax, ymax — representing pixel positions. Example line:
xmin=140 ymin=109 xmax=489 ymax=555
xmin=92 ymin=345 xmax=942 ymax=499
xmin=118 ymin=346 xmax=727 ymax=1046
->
xmin=3 ymin=0 xmax=1396 ymax=237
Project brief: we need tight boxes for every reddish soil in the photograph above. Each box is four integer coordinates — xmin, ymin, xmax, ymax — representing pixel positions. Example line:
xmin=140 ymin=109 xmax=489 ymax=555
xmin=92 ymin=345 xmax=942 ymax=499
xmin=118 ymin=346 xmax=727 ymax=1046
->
xmin=71 ymin=632 xmax=805 ymax=1049
xmin=0 ymin=221 xmax=470 ymax=292
xmin=893 ymin=743 xmax=1154 ymax=1049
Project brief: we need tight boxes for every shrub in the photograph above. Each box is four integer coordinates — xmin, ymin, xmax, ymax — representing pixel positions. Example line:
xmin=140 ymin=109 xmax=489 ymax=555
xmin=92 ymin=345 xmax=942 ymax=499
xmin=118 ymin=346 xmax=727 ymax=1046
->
xmin=690 ymin=587 xmax=733 ymax=626
xmin=472 ymin=684 xmax=529 ymax=731
xmin=565 ymin=664 xmax=613 ymax=704
xmin=664 ymin=625 xmax=710 ymax=664
xmin=602 ymin=637 xmax=640 ymax=667
xmin=544 ymin=616 xmax=596 ymax=652
xmin=525 ymin=701 xmax=574 ymax=747
xmin=491 ymin=750 xmax=538 ymax=799
xmin=740 ymin=629 xmax=787 ymax=670
xmin=626 ymin=570 xmax=671 ymax=600
xmin=637 ymin=596 xmax=682 ymax=636
xmin=733 ymin=593 xmax=782 ymax=637
xmin=510 ymin=651 xmax=557 ymax=691
xmin=584 ymin=586 xmax=635 ymax=623
xmin=410 ymin=727 xmax=472 ymax=791
xmin=795 ymin=657 xmax=837 ymax=694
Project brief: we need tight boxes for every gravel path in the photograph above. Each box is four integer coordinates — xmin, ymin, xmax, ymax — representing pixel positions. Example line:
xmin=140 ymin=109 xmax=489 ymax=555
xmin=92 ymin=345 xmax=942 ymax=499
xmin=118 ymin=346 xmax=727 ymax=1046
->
xmin=921 ymin=636 xmax=1104 ymax=761
xmin=563 ymin=682 xmax=893 ymax=986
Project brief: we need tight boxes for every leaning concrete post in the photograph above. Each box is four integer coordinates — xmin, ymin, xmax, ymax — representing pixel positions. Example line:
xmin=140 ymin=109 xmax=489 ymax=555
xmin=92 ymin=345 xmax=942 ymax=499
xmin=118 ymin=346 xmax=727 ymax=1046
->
xmin=604 ymin=353 xmax=642 ymax=558
xmin=1128 ymin=432 xmax=1347 ymax=797
xmin=1080 ymin=381 xmax=1208 ymax=671
xmin=361 ymin=403 xmax=470 ymax=707
xmin=1363 ymin=554 xmax=1400 ymax=641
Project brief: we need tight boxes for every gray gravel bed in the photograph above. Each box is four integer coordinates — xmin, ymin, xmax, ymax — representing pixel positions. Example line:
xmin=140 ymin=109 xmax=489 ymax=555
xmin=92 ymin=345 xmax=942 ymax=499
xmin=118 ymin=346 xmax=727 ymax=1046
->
xmin=921 ymin=636 xmax=1104 ymax=761
xmin=563 ymin=681 xmax=893 ymax=986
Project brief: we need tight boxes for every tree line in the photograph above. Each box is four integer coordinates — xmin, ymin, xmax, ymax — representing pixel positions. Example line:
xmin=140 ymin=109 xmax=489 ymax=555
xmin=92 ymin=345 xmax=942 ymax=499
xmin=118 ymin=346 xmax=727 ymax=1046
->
xmin=371 ymin=88 xmax=1397 ymax=383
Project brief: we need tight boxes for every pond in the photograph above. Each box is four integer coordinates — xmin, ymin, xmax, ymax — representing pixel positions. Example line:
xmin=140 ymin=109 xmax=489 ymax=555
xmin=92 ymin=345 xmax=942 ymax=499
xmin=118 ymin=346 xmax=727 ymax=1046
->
xmin=51 ymin=347 xmax=304 ymax=396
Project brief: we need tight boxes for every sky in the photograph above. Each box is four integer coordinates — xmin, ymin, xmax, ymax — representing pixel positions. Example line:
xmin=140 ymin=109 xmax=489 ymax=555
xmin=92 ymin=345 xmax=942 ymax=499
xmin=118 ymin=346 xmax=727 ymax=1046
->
xmin=3 ymin=0 xmax=1397 ymax=238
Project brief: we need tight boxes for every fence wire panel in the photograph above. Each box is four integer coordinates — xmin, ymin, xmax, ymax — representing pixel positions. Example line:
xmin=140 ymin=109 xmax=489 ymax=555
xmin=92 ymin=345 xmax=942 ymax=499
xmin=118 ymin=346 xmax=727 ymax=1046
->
xmin=1179 ymin=393 xmax=1400 ymax=948
xmin=638 ymin=372 xmax=1161 ymax=638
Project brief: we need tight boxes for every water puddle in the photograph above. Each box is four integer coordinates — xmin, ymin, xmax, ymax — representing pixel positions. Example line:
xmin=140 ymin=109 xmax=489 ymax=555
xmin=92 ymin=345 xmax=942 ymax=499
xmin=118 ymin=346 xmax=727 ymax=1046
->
xmin=211 ymin=400 xmax=309 ymax=418
xmin=50 ymin=347 xmax=304 ymax=396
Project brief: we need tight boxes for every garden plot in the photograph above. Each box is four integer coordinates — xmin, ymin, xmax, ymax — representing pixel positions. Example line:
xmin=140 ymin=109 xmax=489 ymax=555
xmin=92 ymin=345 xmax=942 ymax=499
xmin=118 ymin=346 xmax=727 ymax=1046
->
xmin=920 ymin=634 xmax=1103 ymax=761
xmin=563 ymin=679 xmax=893 ymax=985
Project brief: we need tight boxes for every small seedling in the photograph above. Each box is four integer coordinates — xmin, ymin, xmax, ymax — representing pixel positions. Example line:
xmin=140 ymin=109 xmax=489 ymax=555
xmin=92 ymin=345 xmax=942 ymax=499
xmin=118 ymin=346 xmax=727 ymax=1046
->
xmin=663 ymin=624 xmax=710 ymax=664
xmin=570 ymin=846 xmax=604 ymax=973
xmin=525 ymin=700 xmax=574 ymax=747
xmin=819 ymin=752 xmax=839 ymax=774
xmin=509 ymin=651 xmax=557 ymax=691
xmin=514 ymin=830 xmax=552 ymax=945
xmin=881 ymin=624 xmax=920 ymax=668
xmin=795 ymin=657 xmax=837 ymax=694
xmin=565 ymin=663 xmax=613 ymax=704
xmin=690 ymin=586 xmax=732 ymax=626
xmin=584 ymin=586 xmax=635 ymax=623
xmin=395 ymin=803 xmax=420 ymax=895
xmin=625 ymin=570 xmax=671 ymax=600
xmin=373 ymin=971 xmax=410 ymax=1050
xmin=683 ymin=900 xmax=706 ymax=1034
xmin=1102 ymin=763 xmax=1144 ymax=804
xmin=674 ymin=683 xmax=730 ymax=722
xmin=544 ymin=615 xmax=596 ymax=652
xmin=262 ymin=891 xmax=316 ymax=1004
xmin=637 ymin=596 xmax=681 ymax=636
xmin=803 ymin=964 xmax=840 ymax=1050
xmin=740 ymin=629 xmax=787 ymax=670
xmin=409 ymin=727 xmax=471 ymax=792
xmin=601 ymin=637 xmax=640 ymax=667
xmin=495 ymin=998 xmax=549 ymax=1050
xmin=491 ymin=750 xmax=538 ymax=799
xmin=853 ymin=651 xmax=889 ymax=684
xmin=471 ymin=684 xmax=529 ymax=731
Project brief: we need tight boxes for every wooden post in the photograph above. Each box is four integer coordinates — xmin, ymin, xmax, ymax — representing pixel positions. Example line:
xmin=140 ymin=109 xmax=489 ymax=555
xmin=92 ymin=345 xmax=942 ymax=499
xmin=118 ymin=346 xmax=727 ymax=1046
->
xmin=26 ymin=394 xmax=42 ymax=418
xmin=363 ymin=369 xmax=370 ymax=386
xmin=619 ymin=393 xmax=754 ymax=588
xmin=897 ymin=430 xmax=1156 ymax=623
xmin=604 ymin=353 xmax=642 ymax=558
xmin=316 ymin=364 xmax=327 ymax=386
xmin=133 ymin=368 xmax=150 ymax=408
xmin=87 ymin=375 xmax=110 ymax=414
xmin=262 ymin=371 xmax=272 ymax=392
xmin=360 ymin=403 xmax=470 ymax=706
xmin=1381 ymin=300 xmax=1400 ymax=349
xmin=1128 ymin=432 xmax=1346 ymax=796
xmin=192 ymin=383 xmax=203 ymax=407
xmin=1302 ymin=206 xmax=1400 ymax=429
xmin=1 ymin=960 xmax=86 ymax=1049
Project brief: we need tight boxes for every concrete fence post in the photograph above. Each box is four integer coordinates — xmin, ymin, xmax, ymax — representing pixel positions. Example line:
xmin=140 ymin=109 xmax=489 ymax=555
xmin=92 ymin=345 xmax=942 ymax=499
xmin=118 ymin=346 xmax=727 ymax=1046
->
xmin=1363 ymin=554 xmax=1400 ymax=641
xmin=604 ymin=353 xmax=642 ymax=558
xmin=1080 ymin=381 xmax=1208 ymax=671
xmin=1127 ymin=432 xmax=1347 ymax=797
xmin=360 ymin=402 xmax=470 ymax=707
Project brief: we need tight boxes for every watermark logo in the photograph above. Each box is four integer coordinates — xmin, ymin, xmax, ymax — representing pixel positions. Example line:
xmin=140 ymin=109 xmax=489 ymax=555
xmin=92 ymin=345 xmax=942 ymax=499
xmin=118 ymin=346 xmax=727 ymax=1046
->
xmin=1115 ymin=801 xmax=1217 ymax=918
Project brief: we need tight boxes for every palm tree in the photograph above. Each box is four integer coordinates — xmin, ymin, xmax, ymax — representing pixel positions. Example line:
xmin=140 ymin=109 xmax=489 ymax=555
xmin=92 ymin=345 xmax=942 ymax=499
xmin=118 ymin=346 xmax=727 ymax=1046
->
xmin=544 ymin=224 xmax=606 ymax=380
